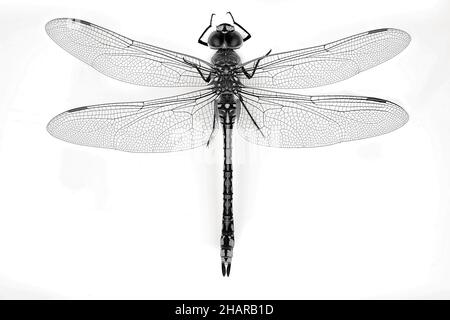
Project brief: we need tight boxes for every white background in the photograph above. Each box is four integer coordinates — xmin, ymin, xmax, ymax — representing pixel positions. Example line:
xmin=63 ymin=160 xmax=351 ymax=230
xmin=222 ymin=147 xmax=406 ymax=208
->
xmin=0 ymin=0 xmax=449 ymax=299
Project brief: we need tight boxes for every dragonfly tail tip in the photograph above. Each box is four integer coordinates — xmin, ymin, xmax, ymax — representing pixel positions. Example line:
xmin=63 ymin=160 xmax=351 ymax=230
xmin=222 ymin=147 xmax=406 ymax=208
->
xmin=221 ymin=261 xmax=232 ymax=277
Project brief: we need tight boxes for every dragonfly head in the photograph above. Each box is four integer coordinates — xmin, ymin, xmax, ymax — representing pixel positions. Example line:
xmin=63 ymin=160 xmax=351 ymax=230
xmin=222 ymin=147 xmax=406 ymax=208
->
xmin=208 ymin=23 xmax=243 ymax=49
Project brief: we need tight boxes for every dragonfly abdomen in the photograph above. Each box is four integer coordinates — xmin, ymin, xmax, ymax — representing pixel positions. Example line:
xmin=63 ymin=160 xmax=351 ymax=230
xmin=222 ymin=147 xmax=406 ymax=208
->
xmin=216 ymin=93 xmax=239 ymax=277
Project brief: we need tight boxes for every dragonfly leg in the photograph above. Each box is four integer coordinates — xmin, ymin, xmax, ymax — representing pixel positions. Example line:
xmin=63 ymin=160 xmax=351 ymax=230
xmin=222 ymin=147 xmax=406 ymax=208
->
xmin=198 ymin=13 xmax=215 ymax=46
xmin=237 ymin=94 xmax=265 ymax=138
xmin=182 ymin=58 xmax=212 ymax=83
xmin=227 ymin=12 xmax=251 ymax=42
xmin=206 ymin=103 xmax=218 ymax=147
xmin=241 ymin=49 xmax=272 ymax=79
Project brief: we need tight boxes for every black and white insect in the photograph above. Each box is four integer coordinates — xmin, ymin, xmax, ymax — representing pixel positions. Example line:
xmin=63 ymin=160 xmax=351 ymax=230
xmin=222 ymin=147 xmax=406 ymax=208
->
xmin=46 ymin=13 xmax=410 ymax=276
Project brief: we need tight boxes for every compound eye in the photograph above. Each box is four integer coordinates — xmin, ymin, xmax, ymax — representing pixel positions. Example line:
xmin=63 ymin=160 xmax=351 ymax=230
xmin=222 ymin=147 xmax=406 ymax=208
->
xmin=225 ymin=25 xmax=234 ymax=32
xmin=208 ymin=32 xmax=224 ymax=48
xmin=225 ymin=33 xmax=242 ymax=48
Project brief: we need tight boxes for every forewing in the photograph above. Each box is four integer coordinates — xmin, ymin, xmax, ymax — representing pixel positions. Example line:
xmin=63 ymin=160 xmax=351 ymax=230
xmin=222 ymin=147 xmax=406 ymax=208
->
xmin=46 ymin=18 xmax=213 ymax=87
xmin=239 ymin=28 xmax=410 ymax=89
xmin=47 ymin=89 xmax=218 ymax=152
xmin=237 ymin=88 xmax=408 ymax=148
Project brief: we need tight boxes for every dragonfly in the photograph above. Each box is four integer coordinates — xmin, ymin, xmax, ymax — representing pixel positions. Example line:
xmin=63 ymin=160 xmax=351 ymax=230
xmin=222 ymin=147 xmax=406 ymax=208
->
xmin=46 ymin=13 xmax=410 ymax=276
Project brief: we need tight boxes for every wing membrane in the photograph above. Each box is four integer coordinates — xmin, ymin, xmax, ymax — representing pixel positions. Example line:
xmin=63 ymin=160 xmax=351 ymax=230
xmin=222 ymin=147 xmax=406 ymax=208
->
xmin=239 ymin=28 xmax=410 ymax=89
xmin=237 ymin=88 xmax=408 ymax=148
xmin=46 ymin=18 xmax=213 ymax=87
xmin=47 ymin=89 xmax=218 ymax=152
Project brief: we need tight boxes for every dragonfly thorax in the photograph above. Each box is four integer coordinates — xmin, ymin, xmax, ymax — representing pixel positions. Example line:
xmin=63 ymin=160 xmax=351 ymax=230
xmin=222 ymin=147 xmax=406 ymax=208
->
xmin=211 ymin=50 xmax=242 ymax=93
xmin=211 ymin=74 xmax=240 ymax=93
xmin=211 ymin=49 xmax=241 ymax=66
